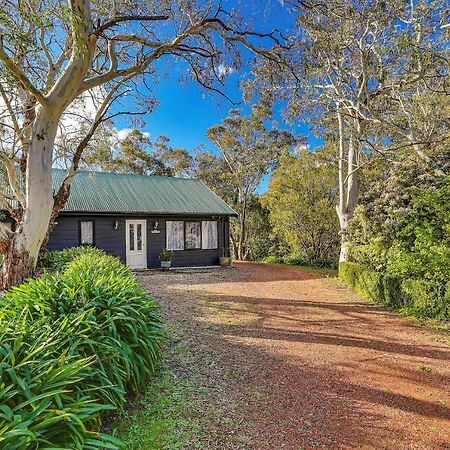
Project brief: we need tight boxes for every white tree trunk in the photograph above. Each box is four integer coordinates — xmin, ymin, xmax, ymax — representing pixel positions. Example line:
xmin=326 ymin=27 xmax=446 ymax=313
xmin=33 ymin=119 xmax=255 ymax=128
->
xmin=0 ymin=109 xmax=58 ymax=288
xmin=336 ymin=112 xmax=359 ymax=264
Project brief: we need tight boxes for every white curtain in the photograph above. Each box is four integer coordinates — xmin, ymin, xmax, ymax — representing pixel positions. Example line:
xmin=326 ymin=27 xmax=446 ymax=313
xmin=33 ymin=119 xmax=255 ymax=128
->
xmin=80 ymin=221 xmax=93 ymax=245
xmin=202 ymin=221 xmax=218 ymax=249
xmin=166 ymin=221 xmax=184 ymax=250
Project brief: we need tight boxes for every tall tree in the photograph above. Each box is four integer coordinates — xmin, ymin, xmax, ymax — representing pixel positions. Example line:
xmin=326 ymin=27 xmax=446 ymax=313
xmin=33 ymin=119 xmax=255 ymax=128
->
xmin=0 ymin=0 xmax=286 ymax=287
xmin=206 ymin=108 xmax=296 ymax=260
xmin=82 ymin=130 xmax=180 ymax=176
xmin=247 ymin=0 xmax=449 ymax=262
xmin=263 ymin=147 xmax=340 ymax=264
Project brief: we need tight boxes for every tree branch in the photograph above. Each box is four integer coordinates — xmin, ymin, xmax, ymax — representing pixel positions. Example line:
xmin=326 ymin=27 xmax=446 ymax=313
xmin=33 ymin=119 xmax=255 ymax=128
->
xmin=95 ymin=15 xmax=169 ymax=36
xmin=0 ymin=38 xmax=47 ymax=106
xmin=0 ymin=154 xmax=26 ymax=207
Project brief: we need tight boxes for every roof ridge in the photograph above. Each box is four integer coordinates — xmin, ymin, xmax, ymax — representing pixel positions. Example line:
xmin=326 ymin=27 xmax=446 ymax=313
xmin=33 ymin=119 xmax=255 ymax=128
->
xmin=51 ymin=167 xmax=199 ymax=182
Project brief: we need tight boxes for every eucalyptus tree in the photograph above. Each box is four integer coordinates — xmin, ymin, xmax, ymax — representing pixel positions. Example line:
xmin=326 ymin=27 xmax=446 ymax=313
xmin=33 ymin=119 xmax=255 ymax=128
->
xmin=206 ymin=108 xmax=297 ymax=260
xmin=248 ymin=0 xmax=449 ymax=262
xmin=82 ymin=130 xmax=173 ymax=176
xmin=0 ymin=0 xmax=286 ymax=287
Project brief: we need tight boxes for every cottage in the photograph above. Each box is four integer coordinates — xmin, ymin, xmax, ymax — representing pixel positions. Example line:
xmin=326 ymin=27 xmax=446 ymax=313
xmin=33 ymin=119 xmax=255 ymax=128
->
xmin=44 ymin=169 xmax=235 ymax=269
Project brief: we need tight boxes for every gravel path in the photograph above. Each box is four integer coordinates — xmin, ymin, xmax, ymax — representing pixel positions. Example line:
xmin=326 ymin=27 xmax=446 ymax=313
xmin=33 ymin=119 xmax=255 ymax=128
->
xmin=138 ymin=262 xmax=450 ymax=450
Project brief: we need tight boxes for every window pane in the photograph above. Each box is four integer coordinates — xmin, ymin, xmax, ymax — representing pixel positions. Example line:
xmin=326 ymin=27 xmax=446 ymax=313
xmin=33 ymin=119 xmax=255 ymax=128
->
xmin=137 ymin=223 xmax=142 ymax=250
xmin=80 ymin=221 xmax=93 ymax=245
xmin=129 ymin=223 xmax=135 ymax=251
xmin=185 ymin=222 xmax=201 ymax=249
xmin=202 ymin=221 xmax=218 ymax=249
xmin=166 ymin=221 xmax=184 ymax=251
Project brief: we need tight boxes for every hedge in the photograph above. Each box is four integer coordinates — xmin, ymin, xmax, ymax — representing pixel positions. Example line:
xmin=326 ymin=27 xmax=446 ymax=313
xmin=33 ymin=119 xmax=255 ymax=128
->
xmin=339 ymin=262 xmax=449 ymax=319
xmin=0 ymin=248 xmax=164 ymax=449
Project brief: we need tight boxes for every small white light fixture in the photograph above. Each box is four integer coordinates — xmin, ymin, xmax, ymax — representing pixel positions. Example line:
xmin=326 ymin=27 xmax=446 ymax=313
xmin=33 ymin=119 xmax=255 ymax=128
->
xmin=151 ymin=221 xmax=160 ymax=234
xmin=113 ymin=221 xmax=119 ymax=230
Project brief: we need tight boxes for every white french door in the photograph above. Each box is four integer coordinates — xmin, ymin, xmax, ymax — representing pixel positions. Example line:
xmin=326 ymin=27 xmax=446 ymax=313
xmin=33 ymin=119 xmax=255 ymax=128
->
xmin=126 ymin=220 xmax=147 ymax=269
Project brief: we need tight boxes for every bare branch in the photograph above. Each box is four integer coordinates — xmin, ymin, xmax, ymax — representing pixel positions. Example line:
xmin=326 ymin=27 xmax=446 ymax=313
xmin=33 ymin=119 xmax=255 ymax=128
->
xmin=0 ymin=154 xmax=26 ymax=207
xmin=95 ymin=15 xmax=169 ymax=36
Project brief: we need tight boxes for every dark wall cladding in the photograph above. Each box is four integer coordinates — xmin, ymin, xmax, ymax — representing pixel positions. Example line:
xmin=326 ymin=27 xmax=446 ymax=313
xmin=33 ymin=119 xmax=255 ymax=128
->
xmin=47 ymin=214 xmax=227 ymax=268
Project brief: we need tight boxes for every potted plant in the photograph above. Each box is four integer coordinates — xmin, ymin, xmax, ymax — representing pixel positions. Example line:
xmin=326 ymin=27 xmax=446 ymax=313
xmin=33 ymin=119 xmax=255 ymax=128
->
xmin=219 ymin=247 xmax=232 ymax=267
xmin=159 ymin=248 xmax=174 ymax=269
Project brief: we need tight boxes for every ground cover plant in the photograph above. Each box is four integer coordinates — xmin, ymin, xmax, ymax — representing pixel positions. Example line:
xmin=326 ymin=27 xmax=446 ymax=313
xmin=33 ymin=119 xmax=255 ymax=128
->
xmin=0 ymin=248 xmax=164 ymax=449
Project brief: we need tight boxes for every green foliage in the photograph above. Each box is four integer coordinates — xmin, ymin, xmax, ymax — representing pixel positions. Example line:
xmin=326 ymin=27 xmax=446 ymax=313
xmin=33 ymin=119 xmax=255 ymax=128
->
xmin=159 ymin=248 xmax=174 ymax=262
xmin=82 ymin=130 xmax=193 ymax=178
xmin=263 ymin=147 xmax=340 ymax=266
xmin=262 ymin=255 xmax=285 ymax=264
xmin=39 ymin=245 xmax=105 ymax=271
xmin=244 ymin=197 xmax=285 ymax=261
xmin=0 ymin=249 xmax=164 ymax=448
xmin=263 ymin=254 xmax=337 ymax=269
xmin=401 ymin=279 xmax=448 ymax=319
xmin=340 ymin=262 xmax=449 ymax=319
xmin=348 ymin=161 xmax=450 ymax=283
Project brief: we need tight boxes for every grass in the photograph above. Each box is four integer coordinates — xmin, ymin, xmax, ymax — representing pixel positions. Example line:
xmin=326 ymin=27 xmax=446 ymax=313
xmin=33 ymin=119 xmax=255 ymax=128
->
xmin=418 ymin=364 xmax=432 ymax=372
xmin=262 ymin=261 xmax=338 ymax=277
xmin=110 ymin=326 xmax=215 ymax=449
xmin=111 ymin=367 xmax=204 ymax=449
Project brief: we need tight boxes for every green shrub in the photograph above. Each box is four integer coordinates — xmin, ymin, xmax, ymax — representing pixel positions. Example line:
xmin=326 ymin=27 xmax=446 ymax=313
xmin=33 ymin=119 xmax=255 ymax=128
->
xmin=284 ymin=255 xmax=308 ymax=266
xmin=0 ymin=314 xmax=122 ymax=449
xmin=339 ymin=262 xmax=383 ymax=301
xmin=263 ymin=255 xmax=284 ymax=264
xmin=263 ymin=254 xmax=337 ymax=269
xmin=381 ymin=275 xmax=403 ymax=309
xmin=0 ymin=249 xmax=164 ymax=448
xmin=401 ymin=278 xmax=448 ymax=318
xmin=40 ymin=246 xmax=106 ymax=271
xmin=338 ymin=262 xmax=360 ymax=289
xmin=358 ymin=269 xmax=384 ymax=302
xmin=340 ymin=262 xmax=449 ymax=319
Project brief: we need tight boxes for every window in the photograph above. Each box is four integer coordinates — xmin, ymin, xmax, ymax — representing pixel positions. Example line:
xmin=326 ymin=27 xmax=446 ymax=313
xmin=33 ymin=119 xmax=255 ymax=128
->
xmin=80 ymin=221 xmax=94 ymax=245
xmin=136 ymin=223 xmax=142 ymax=251
xmin=202 ymin=221 xmax=218 ymax=249
xmin=128 ymin=223 xmax=135 ymax=251
xmin=185 ymin=221 xmax=201 ymax=249
xmin=166 ymin=221 xmax=184 ymax=251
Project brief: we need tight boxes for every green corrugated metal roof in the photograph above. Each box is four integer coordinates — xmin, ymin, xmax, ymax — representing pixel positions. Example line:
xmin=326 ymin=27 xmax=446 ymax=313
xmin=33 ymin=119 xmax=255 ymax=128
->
xmin=50 ymin=169 xmax=236 ymax=215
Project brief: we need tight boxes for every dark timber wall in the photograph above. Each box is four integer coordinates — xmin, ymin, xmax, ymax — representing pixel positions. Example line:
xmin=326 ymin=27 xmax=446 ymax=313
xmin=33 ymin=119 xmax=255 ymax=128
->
xmin=47 ymin=214 xmax=228 ymax=268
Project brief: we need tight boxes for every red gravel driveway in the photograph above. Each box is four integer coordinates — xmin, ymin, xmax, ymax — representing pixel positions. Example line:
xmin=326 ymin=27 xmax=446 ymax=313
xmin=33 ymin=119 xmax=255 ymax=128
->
xmin=139 ymin=262 xmax=450 ymax=449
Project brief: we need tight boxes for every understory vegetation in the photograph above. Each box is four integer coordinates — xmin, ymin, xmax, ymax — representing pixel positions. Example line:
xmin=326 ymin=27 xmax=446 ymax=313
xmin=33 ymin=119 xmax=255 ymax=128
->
xmin=341 ymin=158 xmax=450 ymax=320
xmin=340 ymin=262 xmax=449 ymax=320
xmin=0 ymin=247 xmax=163 ymax=449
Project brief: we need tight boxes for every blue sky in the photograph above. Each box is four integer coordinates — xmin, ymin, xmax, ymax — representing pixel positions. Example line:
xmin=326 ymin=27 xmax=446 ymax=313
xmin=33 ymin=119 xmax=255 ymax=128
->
xmin=113 ymin=1 xmax=322 ymax=191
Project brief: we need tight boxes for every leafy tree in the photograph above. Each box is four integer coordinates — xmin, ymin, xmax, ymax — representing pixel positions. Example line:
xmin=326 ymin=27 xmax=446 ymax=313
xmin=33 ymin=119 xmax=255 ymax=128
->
xmin=83 ymin=130 xmax=168 ymax=175
xmin=263 ymin=147 xmax=339 ymax=265
xmin=0 ymin=0 xmax=286 ymax=286
xmin=154 ymin=136 xmax=193 ymax=177
xmin=241 ymin=196 xmax=284 ymax=262
xmin=206 ymin=108 xmax=297 ymax=260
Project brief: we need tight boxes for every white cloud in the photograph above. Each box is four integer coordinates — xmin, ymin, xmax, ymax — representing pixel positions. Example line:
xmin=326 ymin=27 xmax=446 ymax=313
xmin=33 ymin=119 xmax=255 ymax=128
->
xmin=218 ymin=64 xmax=235 ymax=79
xmin=116 ymin=128 xmax=150 ymax=141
